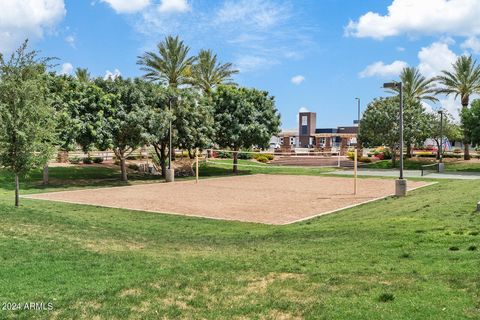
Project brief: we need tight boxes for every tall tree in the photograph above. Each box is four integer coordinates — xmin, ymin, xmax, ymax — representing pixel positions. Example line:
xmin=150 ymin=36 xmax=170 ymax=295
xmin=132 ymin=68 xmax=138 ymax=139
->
xmin=137 ymin=35 xmax=196 ymax=88
xmin=436 ymin=55 xmax=480 ymax=160
xmin=212 ymin=86 xmax=281 ymax=173
xmin=0 ymin=41 xmax=56 ymax=206
xmin=461 ymin=99 xmax=480 ymax=151
xmin=94 ymin=78 xmax=149 ymax=181
xmin=359 ymin=97 xmax=400 ymax=166
xmin=75 ymin=67 xmax=90 ymax=82
xmin=389 ymin=67 xmax=438 ymax=157
xmin=141 ymin=81 xmax=172 ymax=178
xmin=425 ymin=110 xmax=462 ymax=159
xmin=191 ymin=49 xmax=238 ymax=95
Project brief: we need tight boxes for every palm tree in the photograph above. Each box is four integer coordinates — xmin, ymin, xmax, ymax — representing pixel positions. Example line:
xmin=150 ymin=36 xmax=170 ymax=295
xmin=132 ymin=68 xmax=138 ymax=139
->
xmin=436 ymin=55 xmax=480 ymax=160
xmin=191 ymin=49 xmax=238 ymax=95
xmin=389 ymin=67 xmax=438 ymax=157
xmin=75 ymin=68 xmax=90 ymax=82
xmin=398 ymin=67 xmax=438 ymax=103
xmin=137 ymin=35 xmax=196 ymax=88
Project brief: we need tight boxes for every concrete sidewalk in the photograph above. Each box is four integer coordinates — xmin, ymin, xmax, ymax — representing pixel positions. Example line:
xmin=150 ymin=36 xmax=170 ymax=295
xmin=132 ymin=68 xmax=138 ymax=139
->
xmin=330 ymin=169 xmax=480 ymax=180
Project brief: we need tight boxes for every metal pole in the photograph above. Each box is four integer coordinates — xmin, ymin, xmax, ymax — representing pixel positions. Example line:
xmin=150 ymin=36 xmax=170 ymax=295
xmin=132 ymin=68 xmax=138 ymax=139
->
xmin=439 ymin=111 xmax=443 ymax=163
xmin=399 ymin=82 xmax=404 ymax=180
xmin=196 ymin=148 xmax=199 ymax=183
xmin=169 ymin=98 xmax=172 ymax=170
xmin=357 ymin=98 xmax=360 ymax=123
xmin=354 ymin=148 xmax=357 ymax=195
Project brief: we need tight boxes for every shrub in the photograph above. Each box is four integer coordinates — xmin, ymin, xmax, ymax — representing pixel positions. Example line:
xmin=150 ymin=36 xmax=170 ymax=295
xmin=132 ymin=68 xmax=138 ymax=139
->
xmin=358 ymin=157 xmax=372 ymax=163
xmin=216 ymin=151 xmax=232 ymax=159
xmin=93 ymin=157 xmax=104 ymax=164
xmin=453 ymin=148 xmax=462 ymax=154
xmin=468 ymin=245 xmax=477 ymax=251
xmin=128 ymin=163 xmax=139 ymax=171
xmin=69 ymin=156 xmax=81 ymax=164
xmin=253 ymin=153 xmax=274 ymax=161
xmin=82 ymin=157 xmax=93 ymax=165
xmin=238 ymin=152 xmax=253 ymax=160
xmin=255 ymin=155 xmax=270 ymax=163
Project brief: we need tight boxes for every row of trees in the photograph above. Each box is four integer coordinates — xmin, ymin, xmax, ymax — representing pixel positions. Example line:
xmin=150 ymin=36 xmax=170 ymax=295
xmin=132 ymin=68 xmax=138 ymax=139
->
xmin=0 ymin=38 xmax=281 ymax=206
xmin=360 ymin=56 xmax=480 ymax=161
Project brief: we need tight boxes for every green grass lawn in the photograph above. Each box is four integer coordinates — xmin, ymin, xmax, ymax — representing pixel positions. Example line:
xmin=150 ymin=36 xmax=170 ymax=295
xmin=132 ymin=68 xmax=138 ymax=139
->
xmin=0 ymin=165 xmax=479 ymax=319
xmin=364 ymin=158 xmax=480 ymax=173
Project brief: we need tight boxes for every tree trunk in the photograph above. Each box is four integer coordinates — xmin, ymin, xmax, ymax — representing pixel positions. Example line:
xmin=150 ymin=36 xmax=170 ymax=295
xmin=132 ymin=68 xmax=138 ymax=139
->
xmin=43 ymin=164 xmax=49 ymax=185
xmin=464 ymin=143 xmax=470 ymax=160
xmin=406 ymin=142 xmax=412 ymax=158
xmin=233 ymin=150 xmax=239 ymax=174
xmin=120 ymin=157 xmax=128 ymax=182
xmin=154 ymin=143 xmax=167 ymax=179
xmin=15 ymin=173 xmax=20 ymax=207
xmin=391 ymin=146 xmax=396 ymax=168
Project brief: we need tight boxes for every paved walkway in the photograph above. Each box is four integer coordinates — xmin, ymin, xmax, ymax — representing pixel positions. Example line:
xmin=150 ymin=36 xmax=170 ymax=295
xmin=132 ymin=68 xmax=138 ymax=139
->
xmin=330 ymin=169 xmax=480 ymax=180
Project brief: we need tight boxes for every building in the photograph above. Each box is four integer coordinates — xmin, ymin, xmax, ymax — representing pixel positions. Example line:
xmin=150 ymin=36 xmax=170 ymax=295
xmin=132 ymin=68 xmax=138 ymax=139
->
xmin=278 ymin=111 xmax=358 ymax=155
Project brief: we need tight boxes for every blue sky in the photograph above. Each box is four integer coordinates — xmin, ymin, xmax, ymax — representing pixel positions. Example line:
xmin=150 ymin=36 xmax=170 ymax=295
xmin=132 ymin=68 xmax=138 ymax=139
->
xmin=2 ymin=0 xmax=480 ymax=129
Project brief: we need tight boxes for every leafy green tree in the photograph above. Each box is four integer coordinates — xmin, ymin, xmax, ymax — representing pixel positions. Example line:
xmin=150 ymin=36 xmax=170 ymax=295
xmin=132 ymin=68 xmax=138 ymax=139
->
xmin=461 ymin=99 xmax=480 ymax=150
xmin=359 ymin=97 xmax=399 ymax=166
xmin=211 ymin=86 xmax=281 ymax=173
xmin=389 ymin=67 xmax=438 ymax=157
xmin=0 ymin=41 xmax=56 ymax=206
xmin=191 ymin=49 xmax=238 ymax=95
xmin=140 ymin=81 xmax=172 ymax=177
xmin=173 ymin=88 xmax=214 ymax=158
xmin=436 ymin=55 xmax=480 ymax=160
xmin=94 ymin=78 xmax=150 ymax=181
xmin=137 ymin=35 xmax=196 ymax=88
xmin=425 ymin=111 xmax=462 ymax=159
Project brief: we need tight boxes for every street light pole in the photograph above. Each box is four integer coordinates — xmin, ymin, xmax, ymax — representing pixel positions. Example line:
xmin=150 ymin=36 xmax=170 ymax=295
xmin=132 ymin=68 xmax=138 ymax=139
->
xmin=355 ymin=97 xmax=360 ymax=123
xmin=438 ymin=110 xmax=445 ymax=173
xmin=383 ymin=81 xmax=406 ymax=196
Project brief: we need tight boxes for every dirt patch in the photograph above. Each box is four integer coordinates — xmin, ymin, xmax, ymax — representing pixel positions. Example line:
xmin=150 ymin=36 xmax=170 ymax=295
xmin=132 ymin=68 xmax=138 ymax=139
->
xmin=25 ymin=174 xmax=431 ymax=225
xmin=119 ymin=288 xmax=142 ymax=298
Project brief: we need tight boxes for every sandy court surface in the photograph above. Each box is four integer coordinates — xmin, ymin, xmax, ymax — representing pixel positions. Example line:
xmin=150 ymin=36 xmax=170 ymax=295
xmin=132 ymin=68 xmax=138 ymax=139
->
xmin=25 ymin=175 xmax=431 ymax=225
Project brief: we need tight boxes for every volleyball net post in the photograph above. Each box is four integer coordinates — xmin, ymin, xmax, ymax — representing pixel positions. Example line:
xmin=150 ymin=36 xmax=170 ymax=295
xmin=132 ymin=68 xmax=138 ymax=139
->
xmin=354 ymin=148 xmax=358 ymax=195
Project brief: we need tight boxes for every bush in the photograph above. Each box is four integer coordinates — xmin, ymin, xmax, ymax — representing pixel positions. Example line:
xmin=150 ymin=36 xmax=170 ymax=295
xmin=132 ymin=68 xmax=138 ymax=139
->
xmin=69 ymin=156 xmax=81 ymax=164
xmin=82 ymin=157 xmax=93 ymax=165
xmin=255 ymin=155 xmax=270 ymax=163
xmin=128 ymin=163 xmax=139 ymax=171
xmin=453 ymin=148 xmax=462 ymax=154
xmin=216 ymin=151 xmax=232 ymax=159
xmin=93 ymin=157 xmax=104 ymax=164
xmin=238 ymin=152 xmax=253 ymax=160
xmin=253 ymin=153 xmax=274 ymax=161
xmin=358 ymin=156 xmax=372 ymax=163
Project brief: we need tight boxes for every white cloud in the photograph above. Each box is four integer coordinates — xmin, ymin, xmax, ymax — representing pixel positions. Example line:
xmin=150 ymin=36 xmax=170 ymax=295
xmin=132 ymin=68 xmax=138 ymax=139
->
xmin=60 ymin=62 xmax=73 ymax=75
xmin=396 ymin=46 xmax=405 ymax=52
xmin=101 ymin=0 xmax=150 ymax=13
xmin=0 ymin=0 xmax=66 ymax=53
xmin=65 ymin=35 xmax=75 ymax=48
xmin=291 ymin=75 xmax=305 ymax=85
xmin=418 ymin=41 xmax=457 ymax=78
xmin=461 ymin=36 xmax=480 ymax=54
xmin=158 ymin=0 xmax=190 ymax=13
xmin=235 ymin=55 xmax=277 ymax=72
xmin=215 ymin=0 xmax=290 ymax=30
xmin=104 ymin=68 xmax=121 ymax=80
xmin=298 ymin=107 xmax=309 ymax=113
xmin=359 ymin=60 xmax=408 ymax=78
xmin=345 ymin=0 xmax=480 ymax=40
